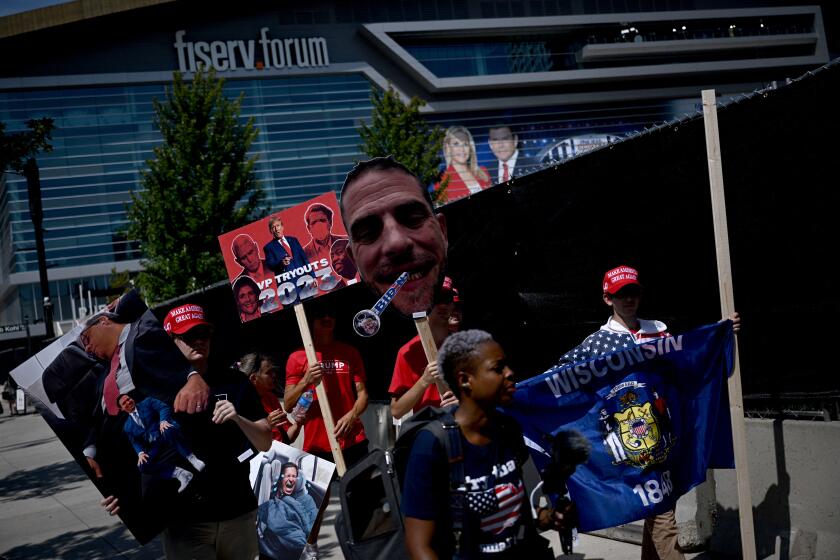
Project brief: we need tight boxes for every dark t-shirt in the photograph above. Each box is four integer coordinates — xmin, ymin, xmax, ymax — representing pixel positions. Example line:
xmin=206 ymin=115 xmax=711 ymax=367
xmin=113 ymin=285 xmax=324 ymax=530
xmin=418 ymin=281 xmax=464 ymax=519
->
xmin=176 ymin=365 xmax=266 ymax=522
xmin=402 ymin=416 xmax=533 ymax=559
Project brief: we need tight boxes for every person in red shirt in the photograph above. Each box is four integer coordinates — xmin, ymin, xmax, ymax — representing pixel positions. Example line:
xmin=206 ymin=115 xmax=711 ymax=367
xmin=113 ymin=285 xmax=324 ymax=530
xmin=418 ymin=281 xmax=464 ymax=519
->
xmin=284 ymin=305 xmax=369 ymax=560
xmin=239 ymin=352 xmax=300 ymax=444
xmin=284 ymin=306 xmax=369 ymax=467
xmin=389 ymin=277 xmax=461 ymax=421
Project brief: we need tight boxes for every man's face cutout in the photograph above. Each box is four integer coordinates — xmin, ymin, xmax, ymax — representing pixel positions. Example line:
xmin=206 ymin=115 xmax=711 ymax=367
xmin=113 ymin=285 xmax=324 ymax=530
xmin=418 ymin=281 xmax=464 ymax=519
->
xmin=118 ymin=394 xmax=136 ymax=413
xmin=342 ymin=168 xmax=448 ymax=316
xmin=307 ymin=209 xmax=332 ymax=243
xmin=270 ymin=219 xmax=284 ymax=239
xmin=281 ymin=466 xmax=298 ymax=496
xmin=233 ymin=237 xmax=261 ymax=274
xmin=330 ymin=239 xmax=356 ymax=280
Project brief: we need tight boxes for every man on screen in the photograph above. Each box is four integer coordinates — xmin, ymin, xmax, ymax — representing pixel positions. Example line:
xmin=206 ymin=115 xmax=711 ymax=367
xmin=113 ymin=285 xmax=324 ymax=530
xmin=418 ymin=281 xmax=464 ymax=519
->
xmin=487 ymin=123 xmax=538 ymax=183
xmin=339 ymin=156 xmax=448 ymax=316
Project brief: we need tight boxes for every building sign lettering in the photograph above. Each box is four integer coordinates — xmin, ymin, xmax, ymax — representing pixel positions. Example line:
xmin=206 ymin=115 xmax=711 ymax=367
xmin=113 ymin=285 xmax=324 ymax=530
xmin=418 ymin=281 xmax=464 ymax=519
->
xmin=174 ymin=29 xmax=329 ymax=72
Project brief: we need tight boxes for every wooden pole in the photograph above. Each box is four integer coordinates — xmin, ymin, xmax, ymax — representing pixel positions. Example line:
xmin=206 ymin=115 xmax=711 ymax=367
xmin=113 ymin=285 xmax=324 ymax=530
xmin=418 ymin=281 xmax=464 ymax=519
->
xmin=412 ymin=311 xmax=451 ymax=396
xmin=701 ymin=88 xmax=756 ymax=560
xmin=294 ymin=303 xmax=346 ymax=476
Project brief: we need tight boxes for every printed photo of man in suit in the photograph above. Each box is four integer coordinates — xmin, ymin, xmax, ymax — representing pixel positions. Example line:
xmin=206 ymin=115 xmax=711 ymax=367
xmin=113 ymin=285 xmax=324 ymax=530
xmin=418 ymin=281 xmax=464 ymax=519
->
xmin=78 ymin=291 xmax=207 ymax=479
xmin=118 ymin=394 xmax=205 ymax=493
xmin=264 ymin=215 xmax=308 ymax=275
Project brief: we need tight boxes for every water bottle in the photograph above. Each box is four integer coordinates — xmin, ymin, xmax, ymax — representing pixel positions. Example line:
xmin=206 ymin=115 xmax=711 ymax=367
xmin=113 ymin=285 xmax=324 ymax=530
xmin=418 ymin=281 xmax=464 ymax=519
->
xmin=289 ymin=388 xmax=314 ymax=424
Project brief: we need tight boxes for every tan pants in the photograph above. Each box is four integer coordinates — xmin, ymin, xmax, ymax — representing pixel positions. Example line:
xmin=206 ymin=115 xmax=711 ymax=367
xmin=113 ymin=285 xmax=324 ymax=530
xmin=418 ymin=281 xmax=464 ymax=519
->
xmin=163 ymin=508 xmax=258 ymax=560
xmin=641 ymin=509 xmax=685 ymax=560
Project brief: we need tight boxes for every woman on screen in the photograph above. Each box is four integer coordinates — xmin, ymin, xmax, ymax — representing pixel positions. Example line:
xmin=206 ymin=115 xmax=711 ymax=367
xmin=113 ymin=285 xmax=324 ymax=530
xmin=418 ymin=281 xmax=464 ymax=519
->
xmin=437 ymin=125 xmax=491 ymax=202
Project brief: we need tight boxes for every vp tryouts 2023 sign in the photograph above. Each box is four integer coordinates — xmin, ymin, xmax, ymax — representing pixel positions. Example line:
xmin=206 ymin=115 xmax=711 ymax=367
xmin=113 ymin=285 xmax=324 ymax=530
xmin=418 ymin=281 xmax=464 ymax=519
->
xmin=218 ymin=192 xmax=359 ymax=323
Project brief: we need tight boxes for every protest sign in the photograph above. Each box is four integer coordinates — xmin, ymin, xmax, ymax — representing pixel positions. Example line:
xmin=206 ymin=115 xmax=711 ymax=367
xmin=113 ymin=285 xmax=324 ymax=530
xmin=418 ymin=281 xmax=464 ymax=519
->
xmin=9 ymin=290 xmax=243 ymax=544
xmin=250 ymin=441 xmax=336 ymax=560
xmin=502 ymin=321 xmax=735 ymax=531
xmin=219 ymin=192 xmax=363 ymax=472
xmin=12 ymin=291 xmax=270 ymax=544
xmin=218 ymin=192 xmax=359 ymax=323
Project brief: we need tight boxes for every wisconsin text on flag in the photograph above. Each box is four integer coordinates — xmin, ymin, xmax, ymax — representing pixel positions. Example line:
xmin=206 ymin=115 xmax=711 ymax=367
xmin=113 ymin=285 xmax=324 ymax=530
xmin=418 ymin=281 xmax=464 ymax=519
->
xmin=544 ymin=336 xmax=684 ymax=398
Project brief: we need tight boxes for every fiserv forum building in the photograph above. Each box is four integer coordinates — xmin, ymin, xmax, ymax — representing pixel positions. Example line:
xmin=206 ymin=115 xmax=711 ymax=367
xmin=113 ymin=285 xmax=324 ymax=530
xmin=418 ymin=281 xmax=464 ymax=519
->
xmin=0 ymin=0 xmax=829 ymax=331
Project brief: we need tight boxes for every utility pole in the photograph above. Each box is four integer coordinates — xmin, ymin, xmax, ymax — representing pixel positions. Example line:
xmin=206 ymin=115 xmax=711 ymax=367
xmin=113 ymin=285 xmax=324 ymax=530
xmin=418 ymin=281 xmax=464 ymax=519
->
xmin=23 ymin=158 xmax=54 ymax=339
xmin=24 ymin=314 xmax=31 ymax=355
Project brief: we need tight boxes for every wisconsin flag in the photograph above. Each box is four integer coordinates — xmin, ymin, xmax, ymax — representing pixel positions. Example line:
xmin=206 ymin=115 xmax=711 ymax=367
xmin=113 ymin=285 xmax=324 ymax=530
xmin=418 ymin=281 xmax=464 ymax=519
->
xmin=503 ymin=321 xmax=735 ymax=531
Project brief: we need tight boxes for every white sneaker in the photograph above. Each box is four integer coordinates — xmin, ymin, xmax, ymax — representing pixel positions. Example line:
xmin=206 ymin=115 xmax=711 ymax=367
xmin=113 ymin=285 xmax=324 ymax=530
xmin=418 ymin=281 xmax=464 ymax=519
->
xmin=299 ymin=543 xmax=318 ymax=560
xmin=186 ymin=453 xmax=205 ymax=472
xmin=173 ymin=467 xmax=193 ymax=493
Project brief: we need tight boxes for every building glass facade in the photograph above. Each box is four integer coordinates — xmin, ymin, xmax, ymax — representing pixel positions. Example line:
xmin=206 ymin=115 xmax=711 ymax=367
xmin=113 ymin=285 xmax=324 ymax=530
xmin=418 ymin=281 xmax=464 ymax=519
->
xmin=0 ymin=73 xmax=375 ymax=322
xmin=0 ymin=73 xmax=373 ymax=276
xmin=0 ymin=2 xmax=827 ymax=330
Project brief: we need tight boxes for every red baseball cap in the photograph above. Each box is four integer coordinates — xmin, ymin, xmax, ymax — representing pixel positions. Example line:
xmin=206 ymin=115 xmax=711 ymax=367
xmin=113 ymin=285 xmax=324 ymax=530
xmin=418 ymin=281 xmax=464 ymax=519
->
xmin=163 ymin=303 xmax=211 ymax=335
xmin=437 ymin=276 xmax=460 ymax=304
xmin=602 ymin=265 xmax=641 ymax=295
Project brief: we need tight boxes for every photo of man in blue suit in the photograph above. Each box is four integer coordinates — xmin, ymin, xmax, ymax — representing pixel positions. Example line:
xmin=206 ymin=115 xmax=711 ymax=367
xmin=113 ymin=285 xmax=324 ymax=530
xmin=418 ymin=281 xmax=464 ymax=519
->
xmin=263 ymin=215 xmax=308 ymax=275
xmin=118 ymin=394 xmax=206 ymax=493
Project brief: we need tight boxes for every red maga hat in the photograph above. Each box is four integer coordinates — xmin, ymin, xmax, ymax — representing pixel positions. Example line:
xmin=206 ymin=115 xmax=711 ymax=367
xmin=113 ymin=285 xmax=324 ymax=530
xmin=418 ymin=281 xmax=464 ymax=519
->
xmin=163 ymin=303 xmax=211 ymax=335
xmin=602 ymin=265 xmax=641 ymax=295
xmin=437 ymin=276 xmax=460 ymax=303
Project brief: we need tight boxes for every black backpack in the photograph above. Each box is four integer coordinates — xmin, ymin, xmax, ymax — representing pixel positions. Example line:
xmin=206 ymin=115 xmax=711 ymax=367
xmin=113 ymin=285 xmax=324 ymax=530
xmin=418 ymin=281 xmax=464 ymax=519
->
xmin=335 ymin=407 xmax=455 ymax=560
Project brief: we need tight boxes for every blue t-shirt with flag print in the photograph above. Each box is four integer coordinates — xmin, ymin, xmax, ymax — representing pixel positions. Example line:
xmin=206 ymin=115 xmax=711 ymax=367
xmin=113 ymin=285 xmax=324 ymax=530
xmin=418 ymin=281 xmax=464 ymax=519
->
xmin=402 ymin=419 xmax=529 ymax=558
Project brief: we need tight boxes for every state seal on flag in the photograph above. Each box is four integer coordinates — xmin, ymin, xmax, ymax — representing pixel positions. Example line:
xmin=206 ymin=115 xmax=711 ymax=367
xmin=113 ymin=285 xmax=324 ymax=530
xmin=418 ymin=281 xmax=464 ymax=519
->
xmin=601 ymin=384 xmax=675 ymax=469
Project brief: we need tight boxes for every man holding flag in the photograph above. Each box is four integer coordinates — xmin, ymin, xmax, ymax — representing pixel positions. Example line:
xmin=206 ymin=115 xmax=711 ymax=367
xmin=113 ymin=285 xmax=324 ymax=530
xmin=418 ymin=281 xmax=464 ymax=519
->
xmin=553 ymin=265 xmax=740 ymax=560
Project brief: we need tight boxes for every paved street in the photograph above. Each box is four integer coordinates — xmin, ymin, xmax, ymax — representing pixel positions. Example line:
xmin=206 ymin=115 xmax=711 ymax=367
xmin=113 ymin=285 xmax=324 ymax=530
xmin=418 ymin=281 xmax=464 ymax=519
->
xmin=0 ymin=409 xmax=714 ymax=559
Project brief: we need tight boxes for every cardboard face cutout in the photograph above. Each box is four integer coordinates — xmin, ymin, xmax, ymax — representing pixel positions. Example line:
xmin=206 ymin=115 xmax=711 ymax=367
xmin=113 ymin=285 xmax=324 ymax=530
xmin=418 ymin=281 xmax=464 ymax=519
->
xmin=339 ymin=164 xmax=449 ymax=317
xmin=10 ymin=290 xmax=252 ymax=544
xmin=249 ymin=441 xmax=336 ymax=559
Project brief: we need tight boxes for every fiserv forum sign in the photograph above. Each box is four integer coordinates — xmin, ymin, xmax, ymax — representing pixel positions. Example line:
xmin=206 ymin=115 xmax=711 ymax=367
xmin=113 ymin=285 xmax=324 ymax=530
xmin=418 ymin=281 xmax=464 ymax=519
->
xmin=174 ymin=29 xmax=329 ymax=72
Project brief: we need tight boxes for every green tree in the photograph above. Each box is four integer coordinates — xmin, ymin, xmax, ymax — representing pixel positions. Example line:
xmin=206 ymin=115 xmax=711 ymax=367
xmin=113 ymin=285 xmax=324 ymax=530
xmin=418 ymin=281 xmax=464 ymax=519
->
xmin=357 ymin=85 xmax=447 ymax=204
xmin=107 ymin=267 xmax=134 ymax=304
xmin=127 ymin=69 xmax=263 ymax=303
xmin=0 ymin=117 xmax=54 ymax=173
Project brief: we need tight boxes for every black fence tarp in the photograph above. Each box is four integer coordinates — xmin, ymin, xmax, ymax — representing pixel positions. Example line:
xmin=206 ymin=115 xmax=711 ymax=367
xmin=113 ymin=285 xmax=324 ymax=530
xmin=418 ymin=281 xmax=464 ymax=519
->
xmin=155 ymin=59 xmax=840 ymax=414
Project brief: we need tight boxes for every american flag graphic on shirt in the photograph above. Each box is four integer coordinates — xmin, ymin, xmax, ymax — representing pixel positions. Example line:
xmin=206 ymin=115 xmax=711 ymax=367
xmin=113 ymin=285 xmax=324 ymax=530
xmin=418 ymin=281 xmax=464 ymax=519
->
xmin=466 ymin=481 xmax=525 ymax=535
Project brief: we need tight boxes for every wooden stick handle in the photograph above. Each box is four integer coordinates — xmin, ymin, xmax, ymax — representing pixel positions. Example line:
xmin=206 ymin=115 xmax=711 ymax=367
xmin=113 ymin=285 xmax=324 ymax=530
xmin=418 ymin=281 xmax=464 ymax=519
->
xmin=412 ymin=312 xmax=451 ymax=396
xmin=702 ymin=88 xmax=755 ymax=560
xmin=294 ymin=303 xmax=346 ymax=476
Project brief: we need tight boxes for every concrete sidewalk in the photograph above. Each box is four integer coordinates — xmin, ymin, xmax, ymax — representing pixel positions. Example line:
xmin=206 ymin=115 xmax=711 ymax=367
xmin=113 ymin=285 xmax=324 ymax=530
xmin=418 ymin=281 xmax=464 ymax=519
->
xmin=0 ymin=410 xmax=709 ymax=559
